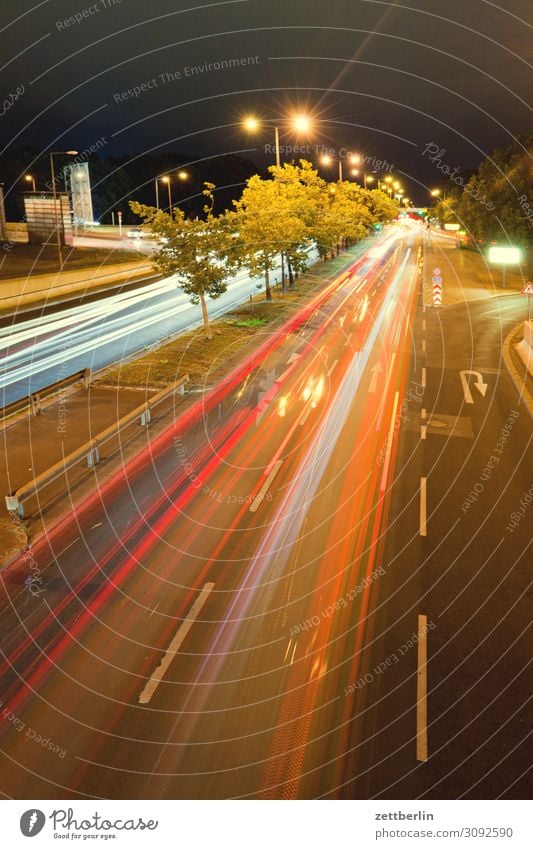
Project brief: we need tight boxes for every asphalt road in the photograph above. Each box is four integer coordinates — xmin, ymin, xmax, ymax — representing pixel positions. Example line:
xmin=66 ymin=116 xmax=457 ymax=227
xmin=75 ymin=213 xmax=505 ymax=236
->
xmin=346 ymin=237 xmax=532 ymax=800
xmin=0 ymin=227 xmax=529 ymax=799
xmin=0 ymin=246 xmax=323 ymax=405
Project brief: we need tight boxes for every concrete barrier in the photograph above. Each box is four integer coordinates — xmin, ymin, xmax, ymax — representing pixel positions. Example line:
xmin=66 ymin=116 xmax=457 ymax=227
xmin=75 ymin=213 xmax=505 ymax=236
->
xmin=516 ymin=320 xmax=533 ymax=376
xmin=0 ymin=261 xmax=154 ymax=311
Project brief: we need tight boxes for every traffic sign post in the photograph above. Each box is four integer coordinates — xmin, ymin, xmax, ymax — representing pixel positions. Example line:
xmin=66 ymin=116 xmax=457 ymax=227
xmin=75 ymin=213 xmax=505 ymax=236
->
xmin=521 ymin=282 xmax=533 ymax=321
xmin=432 ymin=267 xmax=443 ymax=306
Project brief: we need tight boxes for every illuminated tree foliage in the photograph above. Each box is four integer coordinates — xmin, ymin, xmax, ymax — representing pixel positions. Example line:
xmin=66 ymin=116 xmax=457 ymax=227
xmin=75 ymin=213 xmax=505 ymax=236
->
xmin=130 ymin=184 xmax=239 ymax=339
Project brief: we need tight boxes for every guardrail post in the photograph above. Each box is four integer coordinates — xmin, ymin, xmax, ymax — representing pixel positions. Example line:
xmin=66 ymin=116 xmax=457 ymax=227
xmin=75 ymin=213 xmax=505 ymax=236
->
xmin=141 ymin=406 xmax=152 ymax=426
xmin=30 ymin=393 xmax=41 ymax=416
xmin=87 ymin=444 xmax=100 ymax=467
xmin=5 ymin=494 xmax=19 ymax=513
xmin=179 ymin=383 xmax=185 ymax=396
xmin=82 ymin=368 xmax=91 ymax=389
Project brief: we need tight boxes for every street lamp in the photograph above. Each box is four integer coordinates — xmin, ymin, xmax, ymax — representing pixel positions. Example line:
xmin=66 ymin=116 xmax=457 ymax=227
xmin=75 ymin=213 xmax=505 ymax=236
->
xmin=161 ymin=175 xmax=172 ymax=212
xmin=365 ymin=174 xmax=374 ymax=188
xmin=243 ymin=112 xmax=313 ymax=292
xmin=49 ymin=150 xmax=78 ymax=270
xmin=242 ymin=112 xmax=313 ymax=169
xmin=24 ymin=174 xmax=36 ymax=192
xmin=320 ymin=153 xmax=344 ymax=181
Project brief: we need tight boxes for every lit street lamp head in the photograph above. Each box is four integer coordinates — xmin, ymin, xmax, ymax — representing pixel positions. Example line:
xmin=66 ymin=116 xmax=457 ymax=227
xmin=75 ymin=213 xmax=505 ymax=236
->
xmin=243 ymin=116 xmax=260 ymax=133
xmin=292 ymin=114 xmax=312 ymax=133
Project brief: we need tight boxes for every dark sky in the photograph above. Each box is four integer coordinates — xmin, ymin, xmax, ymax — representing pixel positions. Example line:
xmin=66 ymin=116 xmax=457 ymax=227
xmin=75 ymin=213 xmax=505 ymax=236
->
xmin=1 ymin=0 xmax=532 ymax=203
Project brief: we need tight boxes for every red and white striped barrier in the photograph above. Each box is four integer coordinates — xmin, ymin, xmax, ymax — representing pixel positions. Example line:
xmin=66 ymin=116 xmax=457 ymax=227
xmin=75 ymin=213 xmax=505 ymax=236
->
xmin=432 ymin=267 xmax=443 ymax=305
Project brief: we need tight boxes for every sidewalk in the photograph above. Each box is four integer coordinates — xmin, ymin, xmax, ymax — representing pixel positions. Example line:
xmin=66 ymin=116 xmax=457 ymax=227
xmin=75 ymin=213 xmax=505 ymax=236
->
xmin=0 ymin=383 xmax=161 ymax=561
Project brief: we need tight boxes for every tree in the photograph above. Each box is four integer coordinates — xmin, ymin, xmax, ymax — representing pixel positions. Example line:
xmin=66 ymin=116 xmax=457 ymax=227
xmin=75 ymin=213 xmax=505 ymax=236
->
xmin=455 ymin=135 xmax=533 ymax=272
xmin=130 ymin=184 xmax=240 ymax=339
xmin=234 ymin=174 xmax=308 ymax=300
xmin=360 ymin=188 xmax=399 ymax=225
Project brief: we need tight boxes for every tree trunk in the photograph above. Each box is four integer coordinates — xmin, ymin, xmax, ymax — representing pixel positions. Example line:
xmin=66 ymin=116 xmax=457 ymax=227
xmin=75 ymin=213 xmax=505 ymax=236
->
xmin=265 ymin=265 xmax=272 ymax=301
xmin=287 ymin=257 xmax=295 ymax=289
xmin=200 ymin=293 xmax=212 ymax=339
xmin=280 ymin=251 xmax=287 ymax=294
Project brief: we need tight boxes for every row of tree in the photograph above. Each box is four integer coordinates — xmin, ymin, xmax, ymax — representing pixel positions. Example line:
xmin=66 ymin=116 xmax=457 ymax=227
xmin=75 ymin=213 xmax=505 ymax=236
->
xmin=432 ymin=134 xmax=533 ymax=272
xmin=131 ymin=159 xmax=399 ymax=338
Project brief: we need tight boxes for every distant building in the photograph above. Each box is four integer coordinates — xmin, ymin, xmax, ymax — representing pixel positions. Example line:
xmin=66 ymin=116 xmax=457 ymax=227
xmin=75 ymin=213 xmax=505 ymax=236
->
xmin=23 ymin=193 xmax=72 ymax=245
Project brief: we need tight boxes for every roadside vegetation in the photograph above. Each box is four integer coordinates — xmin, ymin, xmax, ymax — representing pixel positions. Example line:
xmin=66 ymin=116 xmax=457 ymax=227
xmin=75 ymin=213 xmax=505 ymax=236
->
xmin=130 ymin=159 xmax=398 ymax=337
xmin=431 ymin=134 xmax=533 ymax=274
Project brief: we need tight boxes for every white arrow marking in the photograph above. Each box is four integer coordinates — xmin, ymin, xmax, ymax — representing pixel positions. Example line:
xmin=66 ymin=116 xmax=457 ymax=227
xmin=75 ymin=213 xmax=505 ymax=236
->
xmin=460 ymin=370 xmax=488 ymax=404
xmin=369 ymin=362 xmax=384 ymax=393
xmin=287 ymin=352 xmax=302 ymax=365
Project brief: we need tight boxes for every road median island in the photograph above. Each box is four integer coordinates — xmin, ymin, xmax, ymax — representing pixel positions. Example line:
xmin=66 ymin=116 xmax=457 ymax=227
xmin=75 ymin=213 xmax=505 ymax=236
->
xmin=502 ymin=321 xmax=533 ymax=419
xmin=0 ymin=243 xmax=368 ymax=565
xmin=423 ymin=237 xmax=527 ymax=304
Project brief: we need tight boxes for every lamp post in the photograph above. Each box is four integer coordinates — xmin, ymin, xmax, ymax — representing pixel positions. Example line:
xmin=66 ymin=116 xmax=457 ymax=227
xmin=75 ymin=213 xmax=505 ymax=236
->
xmin=24 ymin=174 xmax=36 ymax=192
xmin=320 ymin=153 xmax=345 ymax=181
xmin=161 ymin=176 xmax=172 ymax=212
xmin=49 ymin=150 xmax=78 ymax=270
xmin=243 ymin=112 xmax=312 ymax=171
xmin=243 ymin=112 xmax=313 ymax=291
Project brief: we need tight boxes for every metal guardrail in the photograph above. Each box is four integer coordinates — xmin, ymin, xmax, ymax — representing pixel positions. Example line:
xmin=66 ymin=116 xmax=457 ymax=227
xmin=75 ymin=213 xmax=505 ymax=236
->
xmin=5 ymin=374 xmax=189 ymax=518
xmin=1 ymin=368 xmax=91 ymax=424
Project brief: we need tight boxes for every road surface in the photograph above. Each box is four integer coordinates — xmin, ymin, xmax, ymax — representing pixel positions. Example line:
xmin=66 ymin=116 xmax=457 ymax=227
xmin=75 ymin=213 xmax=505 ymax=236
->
xmin=0 ymin=228 xmax=530 ymax=799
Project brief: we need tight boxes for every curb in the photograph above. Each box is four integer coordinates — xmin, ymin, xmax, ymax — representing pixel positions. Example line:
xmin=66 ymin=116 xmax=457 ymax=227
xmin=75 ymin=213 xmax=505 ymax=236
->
xmin=502 ymin=323 xmax=533 ymax=420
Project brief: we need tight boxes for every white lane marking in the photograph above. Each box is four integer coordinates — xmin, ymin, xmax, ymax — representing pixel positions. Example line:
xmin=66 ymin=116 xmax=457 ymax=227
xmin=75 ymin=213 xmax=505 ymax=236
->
xmin=416 ymin=614 xmax=429 ymax=762
xmin=421 ymin=408 xmax=427 ymax=440
xmin=380 ymin=391 xmax=400 ymax=493
xmin=420 ymin=477 xmax=427 ymax=537
xmin=421 ymin=367 xmax=427 ymax=388
xmin=250 ymin=460 xmax=283 ymax=513
xmin=299 ymin=404 xmax=313 ymax=426
xmin=290 ymin=641 xmax=298 ymax=665
xmin=422 ymin=319 xmax=426 ymax=332
xmin=138 ymin=582 xmax=215 ymax=705
xmin=57 ymin=537 xmax=81 ymax=557
xmin=422 ymin=339 xmax=426 ymax=353
xmin=328 ymin=359 xmax=339 ymax=376
xmin=284 ymin=638 xmax=293 ymax=662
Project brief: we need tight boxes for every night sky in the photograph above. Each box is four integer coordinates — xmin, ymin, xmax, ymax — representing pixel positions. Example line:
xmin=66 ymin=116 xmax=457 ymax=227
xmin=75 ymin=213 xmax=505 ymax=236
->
xmin=1 ymin=0 xmax=532 ymax=204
